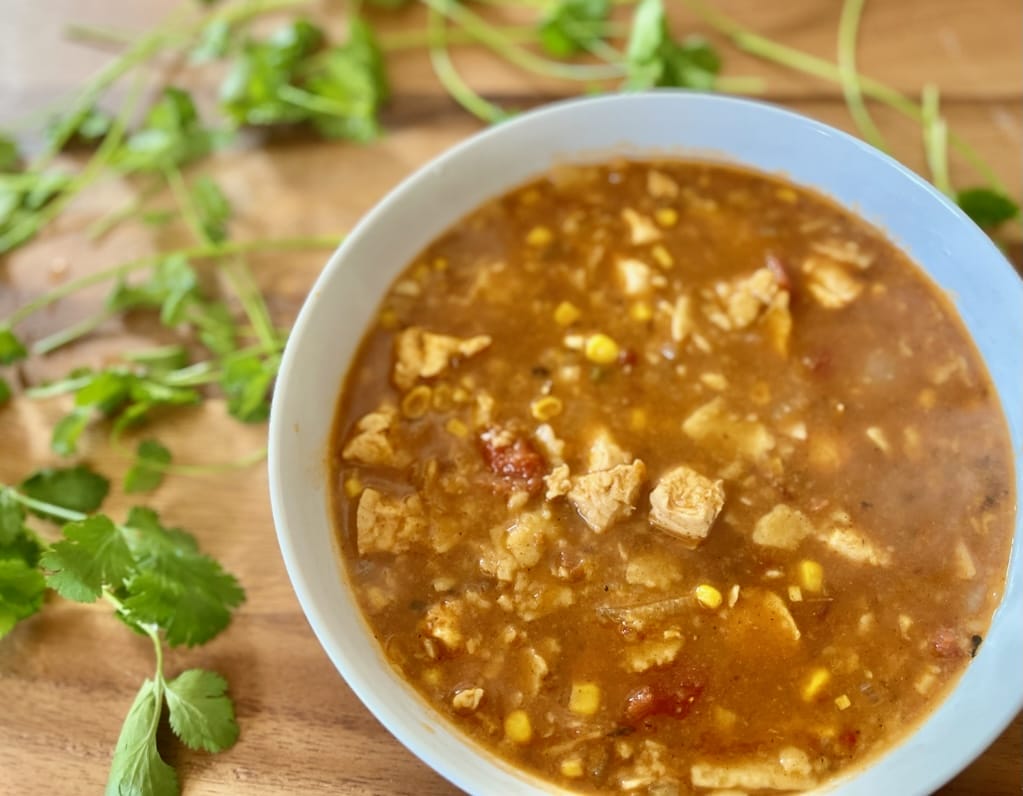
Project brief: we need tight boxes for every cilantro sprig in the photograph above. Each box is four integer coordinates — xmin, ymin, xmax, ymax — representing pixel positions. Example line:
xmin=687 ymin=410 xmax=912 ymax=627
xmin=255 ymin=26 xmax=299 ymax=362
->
xmin=0 ymin=465 xmax=243 ymax=794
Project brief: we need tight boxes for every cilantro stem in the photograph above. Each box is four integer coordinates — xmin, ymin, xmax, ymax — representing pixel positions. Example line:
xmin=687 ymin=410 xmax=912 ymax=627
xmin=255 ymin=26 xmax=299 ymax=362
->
xmin=87 ymin=178 xmax=165 ymax=241
xmin=6 ymin=491 xmax=87 ymax=523
xmin=64 ymin=22 xmax=136 ymax=48
xmin=379 ymin=23 xmax=630 ymax=51
xmin=427 ymin=5 xmax=509 ymax=124
xmin=681 ymin=0 xmax=1007 ymax=192
xmin=922 ymin=84 xmax=952 ymax=197
xmin=103 ymin=588 xmax=165 ymax=686
xmin=421 ymin=0 xmax=625 ymax=82
xmin=837 ymin=0 xmax=887 ymax=151
xmin=32 ymin=308 xmax=116 ymax=355
xmin=4 ymin=235 xmax=341 ymax=329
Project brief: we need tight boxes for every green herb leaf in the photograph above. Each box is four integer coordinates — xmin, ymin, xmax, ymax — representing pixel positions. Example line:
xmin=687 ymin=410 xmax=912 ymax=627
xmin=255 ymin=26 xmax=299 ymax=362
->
xmin=220 ymin=351 xmax=278 ymax=423
xmin=52 ymin=408 xmax=92 ymax=456
xmin=539 ymin=0 xmax=610 ymax=58
xmin=190 ymin=176 xmax=232 ymax=244
xmin=0 ymin=375 xmax=10 ymax=405
xmin=107 ymin=254 xmax=200 ymax=327
xmin=124 ymin=439 xmax=172 ymax=494
xmin=0 ymin=325 xmax=28 ymax=364
xmin=0 ymin=558 xmax=46 ymax=638
xmin=625 ymin=0 xmax=720 ymax=90
xmin=105 ymin=678 xmax=179 ymax=796
xmin=122 ymin=507 xmax=245 ymax=646
xmin=220 ymin=19 xmax=325 ymax=127
xmin=41 ymin=515 xmax=134 ymax=602
xmin=957 ymin=188 xmax=1020 ymax=228
xmin=0 ymin=132 xmax=20 ymax=172
xmin=49 ymin=106 xmax=113 ymax=150
xmin=21 ymin=465 xmax=110 ymax=518
xmin=363 ymin=0 xmax=412 ymax=7
xmin=117 ymin=87 xmax=217 ymax=173
xmin=165 ymin=669 xmax=240 ymax=752
xmin=191 ymin=19 xmax=233 ymax=62
xmin=0 ymin=488 xmax=25 ymax=546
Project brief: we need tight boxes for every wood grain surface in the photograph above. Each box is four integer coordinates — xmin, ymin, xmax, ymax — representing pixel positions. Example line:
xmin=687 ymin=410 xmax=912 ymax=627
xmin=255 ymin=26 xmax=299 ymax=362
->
xmin=0 ymin=1 xmax=1020 ymax=794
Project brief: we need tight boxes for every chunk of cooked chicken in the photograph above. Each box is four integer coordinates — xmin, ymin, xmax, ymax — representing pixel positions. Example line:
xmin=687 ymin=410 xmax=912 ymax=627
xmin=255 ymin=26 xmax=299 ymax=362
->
xmin=802 ymin=255 xmax=862 ymax=309
xmin=648 ymin=465 xmax=725 ymax=548
xmin=682 ymin=398 xmax=775 ymax=463
xmin=423 ymin=598 xmax=465 ymax=651
xmin=752 ymin=504 xmax=814 ymax=550
xmin=817 ymin=511 xmax=892 ymax=566
xmin=342 ymin=405 xmax=406 ymax=467
xmin=545 ymin=463 xmax=572 ymax=499
xmin=622 ymin=208 xmax=661 ymax=245
xmin=356 ymin=488 xmax=427 ymax=555
xmin=617 ymin=257 xmax=653 ymax=296
xmin=587 ymin=428 xmax=633 ymax=471
xmin=691 ymin=747 xmax=818 ymax=790
xmin=569 ymin=460 xmax=647 ymax=533
xmin=393 ymin=326 xmax=492 ymax=390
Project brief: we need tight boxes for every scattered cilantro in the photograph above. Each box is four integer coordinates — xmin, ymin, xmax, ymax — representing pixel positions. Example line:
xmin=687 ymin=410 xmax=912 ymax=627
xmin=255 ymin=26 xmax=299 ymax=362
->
xmin=190 ymin=176 xmax=232 ymax=244
xmin=51 ymin=407 xmax=91 ymax=456
xmin=191 ymin=19 xmax=232 ymax=62
xmin=116 ymin=87 xmax=218 ymax=173
xmin=124 ymin=439 xmax=172 ymax=494
xmin=121 ymin=506 xmax=245 ymax=646
xmin=0 ymin=376 xmax=10 ymax=406
xmin=0 ymin=326 xmax=28 ymax=364
xmin=957 ymin=187 xmax=1020 ymax=228
xmin=625 ymin=0 xmax=720 ymax=90
xmin=165 ymin=669 xmax=240 ymax=752
xmin=0 ymin=133 xmax=20 ymax=172
xmin=20 ymin=465 xmax=110 ymax=517
xmin=363 ymin=0 xmax=413 ymax=7
xmin=220 ymin=351 xmax=279 ymax=422
xmin=0 ymin=489 xmax=43 ymax=568
xmin=49 ymin=106 xmax=113 ymax=150
xmin=106 ymin=679 xmax=179 ymax=796
xmin=41 ymin=515 xmax=134 ymax=602
xmin=0 ymin=559 xmax=46 ymax=638
xmin=538 ymin=0 xmax=610 ymax=58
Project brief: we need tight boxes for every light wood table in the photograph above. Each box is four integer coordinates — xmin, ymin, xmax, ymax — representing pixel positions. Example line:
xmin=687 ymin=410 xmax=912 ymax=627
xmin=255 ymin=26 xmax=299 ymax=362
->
xmin=0 ymin=1 xmax=1019 ymax=793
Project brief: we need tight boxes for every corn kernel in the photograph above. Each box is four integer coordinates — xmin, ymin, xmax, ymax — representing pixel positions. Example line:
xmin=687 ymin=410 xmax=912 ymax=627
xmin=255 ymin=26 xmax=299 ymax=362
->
xmin=798 ymin=560 xmax=824 ymax=593
xmin=569 ymin=683 xmax=601 ymax=716
xmin=423 ymin=667 xmax=442 ymax=687
xmin=526 ymin=226 xmax=553 ymax=247
xmin=629 ymin=407 xmax=647 ymax=431
xmin=530 ymin=396 xmax=563 ymax=421
xmin=343 ymin=476 xmax=363 ymax=498
xmin=445 ymin=418 xmax=468 ymax=438
xmin=776 ymin=187 xmax=798 ymax=203
xmin=584 ymin=333 xmax=619 ymax=365
xmin=554 ymin=301 xmax=581 ymax=327
xmin=414 ymin=263 xmax=431 ymax=281
xmin=651 ymin=244 xmax=674 ymax=268
xmin=694 ymin=584 xmax=722 ymax=610
xmin=654 ymin=207 xmax=679 ymax=227
xmin=378 ymin=309 xmax=398 ymax=330
xmin=401 ymin=385 xmax=432 ymax=419
xmin=835 ymin=694 xmax=852 ymax=711
xmin=802 ymin=668 xmax=831 ymax=701
xmin=452 ymin=386 xmax=469 ymax=403
xmin=630 ymin=301 xmax=653 ymax=322
xmin=560 ymin=758 xmax=584 ymax=778
xmin=788 ymin=585 xmax=803 ymax=602
xmin=504 ymin=709 xmax=532 ymax=744
xmin=433 ymin=256 xmax=448 ymax=271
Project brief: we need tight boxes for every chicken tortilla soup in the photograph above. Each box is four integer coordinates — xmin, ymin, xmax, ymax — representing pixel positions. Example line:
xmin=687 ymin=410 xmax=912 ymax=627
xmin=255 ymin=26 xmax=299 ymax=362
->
xmin=328 ymin=160 xmax=1015 ymax=794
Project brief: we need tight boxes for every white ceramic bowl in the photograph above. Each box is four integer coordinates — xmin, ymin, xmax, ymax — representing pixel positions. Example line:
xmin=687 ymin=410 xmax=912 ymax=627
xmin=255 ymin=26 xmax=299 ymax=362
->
xmin=268 ymin=92 xmax=1022 ymax=795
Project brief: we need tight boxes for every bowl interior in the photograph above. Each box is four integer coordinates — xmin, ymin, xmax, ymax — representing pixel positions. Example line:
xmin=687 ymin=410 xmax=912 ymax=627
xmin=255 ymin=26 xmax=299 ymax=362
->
xmin=268 ymin=92 xmax=1022 ymax=796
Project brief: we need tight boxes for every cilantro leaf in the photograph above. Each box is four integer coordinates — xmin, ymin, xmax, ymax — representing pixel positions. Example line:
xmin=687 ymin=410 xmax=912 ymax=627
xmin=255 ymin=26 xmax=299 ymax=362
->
xmin=0 ymin=488 xmax=25 ymax=546
xmin=302 ymin=19 xmax=389 ymax=143
xmin=957 ymin=187 xmax=1020 ymax=228
xmin=48 ymin=106 xmax=113 ymax=150
xmin=124 ymin=439 xmax=172 ymax=494
xmin=220 ymin=20 xmax=325 ymax=127
xmin=105 ymin=678 xmax=178 ymax=796
xmin=191 ymin=19 xmax=232 ymax=63
xmin=51 ymin=407 xmax=91 ymax=456
xmin=0 ymin=375 xmax=10 ymax=405
xmin=107 ymin=254 xmax=201 ymax=326
xmin=121 ymin=507 xmax=245 ymax=646
xmin=539 ymin=0 xmax=610 ymax=58
xmin=0 ymin=132 xmax=20 ymax=172
xmin=190 ymin=176 xmax=232 ymax=244
xmin=0 ymin=325 xmax=27 ymax=364
xmin=220 ymin=351 xmax=279 ymax=422
xmin=117 ymin=88 xmax=217 ymax=173
xmin=21 ymin=465 xmax=110 ymax=518
xmin=625 ymin=0 xmax=720 ymax=90
xmin=165 ymin=669 xmax=240 ymax=752
xmin=41 ymin=515 xmax=134 ymax=602
xmin=0 ymin=558 xmax=46 ymax=638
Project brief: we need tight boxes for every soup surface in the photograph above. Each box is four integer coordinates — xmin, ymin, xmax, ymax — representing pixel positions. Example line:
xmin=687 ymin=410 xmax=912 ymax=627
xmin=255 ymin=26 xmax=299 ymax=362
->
xmin=329 ymin=160 xmax=1015 ymax=794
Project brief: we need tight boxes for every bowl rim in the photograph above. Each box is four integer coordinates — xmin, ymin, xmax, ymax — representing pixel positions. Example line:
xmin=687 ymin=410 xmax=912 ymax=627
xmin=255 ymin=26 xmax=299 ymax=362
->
xmin=268 ymin=90 xmax=1022 ymax=796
